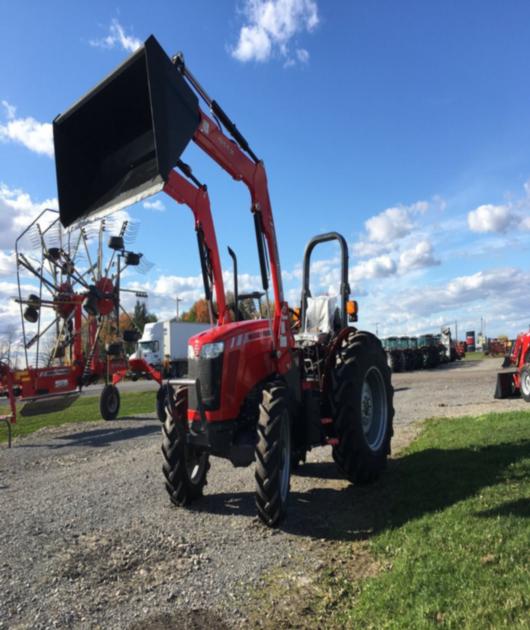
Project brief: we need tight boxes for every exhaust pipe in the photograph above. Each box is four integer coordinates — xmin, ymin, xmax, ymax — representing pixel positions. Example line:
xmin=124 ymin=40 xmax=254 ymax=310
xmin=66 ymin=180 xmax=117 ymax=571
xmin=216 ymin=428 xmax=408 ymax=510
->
xmin=53 ymin=35 xmax=200 ymax=228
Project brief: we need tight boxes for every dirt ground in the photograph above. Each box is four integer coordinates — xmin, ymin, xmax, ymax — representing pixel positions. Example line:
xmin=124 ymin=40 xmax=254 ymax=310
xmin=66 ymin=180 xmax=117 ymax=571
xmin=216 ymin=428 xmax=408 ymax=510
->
xmin=0 ymin=357 xmax=525 ymax=629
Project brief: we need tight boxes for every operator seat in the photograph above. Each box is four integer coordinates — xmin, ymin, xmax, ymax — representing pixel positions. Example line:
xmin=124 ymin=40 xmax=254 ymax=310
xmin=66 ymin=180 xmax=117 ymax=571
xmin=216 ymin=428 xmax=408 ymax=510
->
xmin=295 ymin=296 xmax=340 ymax=343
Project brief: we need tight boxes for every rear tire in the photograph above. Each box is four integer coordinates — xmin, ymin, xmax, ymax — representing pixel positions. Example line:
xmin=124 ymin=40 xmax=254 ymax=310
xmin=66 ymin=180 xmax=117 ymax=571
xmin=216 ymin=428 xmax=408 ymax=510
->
xmin=331 ymin=331 xmax=394 ymax=483
xmin=521 ymin=365 xmax=530 ymax=402
xmin=255 ymin=381 xmax=291 ymax=527
xmin=162 ymin=388 xmax=210 ymax=506
xmin=100 ymin=384 xmax=120 ymax=420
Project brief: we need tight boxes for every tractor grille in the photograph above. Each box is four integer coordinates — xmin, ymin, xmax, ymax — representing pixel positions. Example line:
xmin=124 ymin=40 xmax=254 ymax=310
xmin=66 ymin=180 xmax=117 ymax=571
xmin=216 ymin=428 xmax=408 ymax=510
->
xmin=188 ymin=355 xmax=223 ymax=411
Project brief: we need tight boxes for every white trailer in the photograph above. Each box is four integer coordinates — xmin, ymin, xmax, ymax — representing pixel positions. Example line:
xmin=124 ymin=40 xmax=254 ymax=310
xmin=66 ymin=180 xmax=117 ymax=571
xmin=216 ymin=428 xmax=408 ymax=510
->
xmin=131 ymin=319 xmax=210 ymax=376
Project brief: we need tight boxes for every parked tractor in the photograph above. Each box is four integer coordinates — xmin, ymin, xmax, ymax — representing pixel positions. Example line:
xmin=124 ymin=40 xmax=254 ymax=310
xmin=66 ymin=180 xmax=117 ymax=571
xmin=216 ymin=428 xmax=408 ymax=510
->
xmin=495 ymin=331 xmax=530 ymax=401
xmin=398 ymin=337 xmax=416 ymax=371
xmin=52 ymin=35 xmax=394 ymax=526
xmin=383 ymin=337 xmax=404 ymax=372
xmin=434 ymin=334 xmax=449 ymax=364
xmin=408 ymin=336 xmax=424 ymax=369
xmin=418 ymin=334 xmax=440 ymax=369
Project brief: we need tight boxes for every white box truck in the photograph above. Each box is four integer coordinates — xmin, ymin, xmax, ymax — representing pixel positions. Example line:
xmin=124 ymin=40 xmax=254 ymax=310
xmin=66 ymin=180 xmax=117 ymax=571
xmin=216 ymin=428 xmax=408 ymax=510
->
xmin=131 ymin=319 xmax=210 ymax=377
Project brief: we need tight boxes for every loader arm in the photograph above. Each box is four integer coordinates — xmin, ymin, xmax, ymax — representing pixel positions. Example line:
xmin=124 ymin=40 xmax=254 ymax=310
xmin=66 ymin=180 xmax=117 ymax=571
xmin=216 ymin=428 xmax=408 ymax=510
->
xmin=163 ymin=169 xmax=227 ymax=324
xmin=191 ymin=110 xmax=288 ymax=351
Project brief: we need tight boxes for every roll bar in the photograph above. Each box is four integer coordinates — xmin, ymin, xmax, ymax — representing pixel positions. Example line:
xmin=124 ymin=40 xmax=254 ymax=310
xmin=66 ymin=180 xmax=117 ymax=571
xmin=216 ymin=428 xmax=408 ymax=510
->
xmin=300 ymin=232 xmax=350 ymax=330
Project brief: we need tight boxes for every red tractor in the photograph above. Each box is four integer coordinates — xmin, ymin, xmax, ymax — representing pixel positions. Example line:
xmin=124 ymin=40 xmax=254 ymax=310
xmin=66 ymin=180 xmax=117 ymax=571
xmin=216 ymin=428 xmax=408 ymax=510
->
xmin=495 ymin=332 xmax=530 ymax=401
xmin=52 ymin=36 xmax=394 ymax=526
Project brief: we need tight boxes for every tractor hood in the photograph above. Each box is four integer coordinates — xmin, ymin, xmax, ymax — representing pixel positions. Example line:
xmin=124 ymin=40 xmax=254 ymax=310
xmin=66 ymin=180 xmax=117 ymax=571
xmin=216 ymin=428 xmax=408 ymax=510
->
xmin=53 ymin=35 xmax=200 ymax=228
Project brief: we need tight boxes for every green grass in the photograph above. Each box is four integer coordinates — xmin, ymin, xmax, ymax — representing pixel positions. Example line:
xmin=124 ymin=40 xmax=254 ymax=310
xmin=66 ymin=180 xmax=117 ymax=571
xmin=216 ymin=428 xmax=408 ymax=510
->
xmin=461 ymin=351 xmax=486 ymax=361
xmin=0 ymin=390 xmax=156 ymax=443
xmin=321 ymin=411 xmax=530 ymax=629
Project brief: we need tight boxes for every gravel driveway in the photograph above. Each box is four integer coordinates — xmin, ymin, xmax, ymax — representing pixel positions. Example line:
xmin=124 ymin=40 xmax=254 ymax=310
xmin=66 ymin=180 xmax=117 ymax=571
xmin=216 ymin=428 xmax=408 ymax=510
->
xmin=0 ymin=358 xmax=525 ymax=629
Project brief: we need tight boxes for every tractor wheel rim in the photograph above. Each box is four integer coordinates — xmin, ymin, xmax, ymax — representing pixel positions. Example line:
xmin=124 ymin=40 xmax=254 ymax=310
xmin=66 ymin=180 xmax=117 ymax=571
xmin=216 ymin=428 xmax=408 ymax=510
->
xmin=186 ymin=448 xmax=207 ymax=485
xmin=279 ymin=410 xmax=291 ymax=503
xmin=523 ymin=372 xmax=530 ymax=395
xmin=361 ymin=366 xmax=388 ymax=451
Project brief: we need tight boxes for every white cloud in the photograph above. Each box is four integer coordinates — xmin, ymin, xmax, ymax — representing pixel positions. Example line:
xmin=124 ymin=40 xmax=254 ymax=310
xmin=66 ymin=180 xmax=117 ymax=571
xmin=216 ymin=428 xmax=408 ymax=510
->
xmin=357 ymin=266 xmax=530 ymax=338
xmin=400 ymin=267 xmax=524 ymax=317
xmin=398 ymin=240 xmax=440 ymax=273
xmin=143 ymin=199 xmax=165 ymax=212
xmin=0 ymin=250 xmax=15 ymax=276
xmin=0 ymin=183 xmax=58 ymax=248
xmin=467 ymin=203 xmax=514 ymax=233
xmin=364 ymin=206 xmax=414 ymax=243
xmin=350 ymin=255 xmax=396 ymax=282
xmin=1 ymin=100 xmax=16 ymax=120
xmin=231 ymin=0 xmax=319 ymax=64
xmin=0 ymin=101 xmax=53 ymax=157
xmin=355 ymin=199 xmax=434 ymax=253
xmin=90 ymin=19 xmax=142 ymax=54
xmin=296 ymin=48 xmax=309 ymax=63
xmin=352 ymin=240 xmax=392 ymax=258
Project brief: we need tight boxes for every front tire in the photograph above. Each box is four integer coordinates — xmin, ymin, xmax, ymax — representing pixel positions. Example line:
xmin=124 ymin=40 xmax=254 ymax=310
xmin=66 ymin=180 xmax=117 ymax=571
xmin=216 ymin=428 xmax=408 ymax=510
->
xmin=100 ymin=384 xmax=120 ymax=421
xmin=520 ymin=364 xmax=530 ymax=402
xmin=162 ymin=388 xmax=210 ymax=506
xmin=255 ymin=381 xmax=291 ymax=527
xmin=156 ymin=384 xmax=174 ymax=423
xmin=331 ymin=331 xmax=394 ymax=483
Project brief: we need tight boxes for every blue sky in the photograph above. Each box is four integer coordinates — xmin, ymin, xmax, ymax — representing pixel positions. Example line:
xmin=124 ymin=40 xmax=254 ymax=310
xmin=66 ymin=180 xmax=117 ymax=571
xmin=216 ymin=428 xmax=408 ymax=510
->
xmin=1 ymin=0 xmax=530 ymax=343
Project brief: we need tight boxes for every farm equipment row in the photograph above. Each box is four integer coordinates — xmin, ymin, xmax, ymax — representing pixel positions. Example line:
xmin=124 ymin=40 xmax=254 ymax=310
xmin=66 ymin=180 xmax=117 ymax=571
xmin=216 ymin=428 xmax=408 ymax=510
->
xmin=382 ymin=328 xmax=464 ymax=372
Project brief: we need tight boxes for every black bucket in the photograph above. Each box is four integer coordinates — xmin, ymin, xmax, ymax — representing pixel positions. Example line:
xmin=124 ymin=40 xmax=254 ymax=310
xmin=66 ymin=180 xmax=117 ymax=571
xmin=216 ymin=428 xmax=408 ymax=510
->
xmin=494 ymin=370 xmax=517 ymax=399
xmin=53 ymin=35 xmax=200 ymax=228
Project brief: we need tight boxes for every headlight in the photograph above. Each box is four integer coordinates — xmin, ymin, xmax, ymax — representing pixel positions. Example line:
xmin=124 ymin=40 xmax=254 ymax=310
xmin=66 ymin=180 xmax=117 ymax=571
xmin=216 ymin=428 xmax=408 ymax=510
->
xmin=200 ymin=341 xmax=224 ymax=359
xmin=187 ymin=344 xmax=196 ymax=359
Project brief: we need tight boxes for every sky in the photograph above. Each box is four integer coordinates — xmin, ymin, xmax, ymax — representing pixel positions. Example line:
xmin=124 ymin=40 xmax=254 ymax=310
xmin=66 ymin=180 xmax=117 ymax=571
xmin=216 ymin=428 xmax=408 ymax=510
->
xmin=1 ymin=0 xmax=530 ymax=353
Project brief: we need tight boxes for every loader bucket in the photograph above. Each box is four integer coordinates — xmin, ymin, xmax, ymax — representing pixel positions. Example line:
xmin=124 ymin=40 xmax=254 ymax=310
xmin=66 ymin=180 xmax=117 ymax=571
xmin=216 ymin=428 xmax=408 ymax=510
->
xmin=494 ymin=370 xmax=517 ymax=399
xmin=53 ymin=35 xmax=200 ymax=228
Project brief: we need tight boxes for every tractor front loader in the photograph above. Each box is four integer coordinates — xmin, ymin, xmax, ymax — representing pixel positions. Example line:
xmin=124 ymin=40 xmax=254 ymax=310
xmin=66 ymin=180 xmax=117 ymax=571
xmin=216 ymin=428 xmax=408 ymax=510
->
xmin=53 ymin=35 xmax=394 ymax=526
xmin=495 ymin=331 xmax=530 ymax=401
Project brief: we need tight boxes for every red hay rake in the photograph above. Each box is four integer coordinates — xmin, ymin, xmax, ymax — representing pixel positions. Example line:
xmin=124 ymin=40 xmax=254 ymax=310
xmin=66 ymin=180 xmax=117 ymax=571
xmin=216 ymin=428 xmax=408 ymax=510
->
xmin=0 ymin=209 xmax=158 ymax=446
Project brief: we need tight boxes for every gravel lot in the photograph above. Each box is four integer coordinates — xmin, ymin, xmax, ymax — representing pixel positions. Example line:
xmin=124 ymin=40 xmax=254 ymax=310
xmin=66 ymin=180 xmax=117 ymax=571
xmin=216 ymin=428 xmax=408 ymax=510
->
xmin=0 ymin=358 xmax=526 ymax=629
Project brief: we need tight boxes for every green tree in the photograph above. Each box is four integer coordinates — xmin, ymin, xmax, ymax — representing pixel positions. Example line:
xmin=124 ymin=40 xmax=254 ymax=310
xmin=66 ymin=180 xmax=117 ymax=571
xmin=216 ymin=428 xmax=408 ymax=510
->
xmin=132 ymin=300 xmax=157 ymax=333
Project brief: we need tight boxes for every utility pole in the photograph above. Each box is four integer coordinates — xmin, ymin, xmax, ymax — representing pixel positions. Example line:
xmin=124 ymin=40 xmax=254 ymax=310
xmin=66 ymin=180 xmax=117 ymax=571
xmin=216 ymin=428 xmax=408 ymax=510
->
xmin=375 ymin=322 xmax=379 ymax=337
xmin=176 ymin=296 xmax=182 ymax=320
